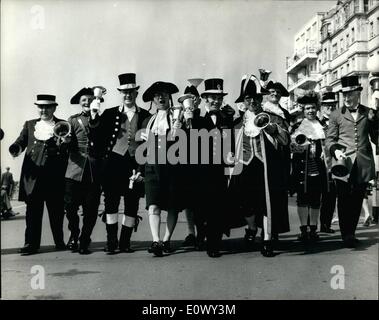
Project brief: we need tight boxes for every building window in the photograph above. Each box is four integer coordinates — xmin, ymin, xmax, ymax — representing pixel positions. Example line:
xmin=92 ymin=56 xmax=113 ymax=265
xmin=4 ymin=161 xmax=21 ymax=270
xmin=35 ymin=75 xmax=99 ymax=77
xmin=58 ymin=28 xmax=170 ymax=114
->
xmin=340 ymin=38 xmax=344 ymax=52
xmin=352 ymin=57 xmax=355 ymax=70
xmin=351 ymin=27 xmax=355 ymax=42
xmin=341 ymin=66 xmax=344 ymax=76
xmin=364 ymin=0 xmax=369 ymax=12
xmin=347 ymin=63 xmax=350 ymax=72
xmin=332 ymin=43 xmax=338 ymax=58
xmin=346 ymin=33 xmax=350 ymax=47
xmin=332 ymin=70 xmax=338 ymax=81
xmin=370 ymin=21 xmax=374 ymax=38
xmin=354 ymin=0 xmax=359 ymax=13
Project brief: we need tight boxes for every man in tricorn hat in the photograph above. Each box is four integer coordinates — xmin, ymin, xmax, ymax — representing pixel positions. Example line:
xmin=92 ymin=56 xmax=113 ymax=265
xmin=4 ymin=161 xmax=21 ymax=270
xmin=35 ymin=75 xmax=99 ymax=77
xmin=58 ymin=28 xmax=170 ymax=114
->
xmin=140 ymin=80 xmax=183 ymax=257
xmin=319 ymin=90 xmax=338 ymax=234
xmin=10 ymin=94 xmax=68 ymax=255
xmin=326 ymin=75 xmax=378 ymax=247
xmin=90 ymin=73 xmax=150 ymax=254
xmin=64 ymin=87 xmax=104 ymax=254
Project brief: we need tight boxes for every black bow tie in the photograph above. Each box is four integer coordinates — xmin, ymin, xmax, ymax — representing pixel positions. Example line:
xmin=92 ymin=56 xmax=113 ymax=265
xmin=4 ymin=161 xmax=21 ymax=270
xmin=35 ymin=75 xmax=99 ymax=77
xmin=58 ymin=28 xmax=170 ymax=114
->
xmin=349 ymin=108 xmax=358 ymax=113
xmin=208 ymin=111 xmax=218 ymax=116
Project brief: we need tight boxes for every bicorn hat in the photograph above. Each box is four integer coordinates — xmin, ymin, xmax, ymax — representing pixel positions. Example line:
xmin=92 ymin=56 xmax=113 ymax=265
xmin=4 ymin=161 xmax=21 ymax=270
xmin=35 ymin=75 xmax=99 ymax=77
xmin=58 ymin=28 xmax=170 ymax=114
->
xmin=340 ymin=75 xmax=363 ymax=93
xmin=235 ymin=74 xmax=269 ymax=103
xmin=142 ymin=81 xmax=179 ymax=102
xmin=200 ymin=78 xmax=228 ymax=98
xmin=34 ymin=94 xmax=58 ymax=106
xmin=117 ymin=73 xmax=140 ymax=91
xmin=266 ymin=81 xmax=289 ymax=97
xmin=178 ymin=78 xmax=203 ymax=103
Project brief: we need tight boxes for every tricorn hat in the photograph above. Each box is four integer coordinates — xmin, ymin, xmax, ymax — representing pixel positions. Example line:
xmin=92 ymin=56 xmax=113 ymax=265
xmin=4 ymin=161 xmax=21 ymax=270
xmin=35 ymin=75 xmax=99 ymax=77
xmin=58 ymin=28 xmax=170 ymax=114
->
xmin=70 ymin=87 xmax=104 ymax=104
xmin=321 ymin=91 xmax=337 ymax=103
xmin=200 ymin=78 xmax=228 ymax=98
xmin=266 ymin=81 xmax=289 ymax=97
xmin=235 ymin=74 xmax=269 ymax=103
xmin=340 ymin=75 xmax=363 ymax=92
xmin=34 ymin=94 xmax=58 ymax=106
xmin=142 ymin=81 xmax=179 ymax=102
xmin=117 ymin=73 xmax=140 ymax=91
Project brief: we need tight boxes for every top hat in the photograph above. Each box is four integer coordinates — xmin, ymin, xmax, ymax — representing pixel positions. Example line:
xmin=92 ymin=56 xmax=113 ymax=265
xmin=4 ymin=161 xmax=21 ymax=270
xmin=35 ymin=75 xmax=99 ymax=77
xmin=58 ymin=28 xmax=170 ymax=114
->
xmin=142 ymin=81 xmax=179 ymax=102
xmin=321 ymin=91 xmax=337 ymax=104
xmin=369 ymin=73 xmax=379 ymax=90
xmin=259 ymin=69 xmax=271 ymax=81
xmin=200 ymin=78 xmax=228 ymax=98
xmin=340 ymin=76 xmax=363 ymax=93
xmin=34 ymin=94 xmax=58 ymax=106
xmin=266 ymin=81 xmax=289 ymax=97
xmin=117 ymin=73 xmax=140 ymax=91
xmin=297 ymin=93 xmax=319 ymax=105
xmin=235 ymin=74 xmax=269 ymax=103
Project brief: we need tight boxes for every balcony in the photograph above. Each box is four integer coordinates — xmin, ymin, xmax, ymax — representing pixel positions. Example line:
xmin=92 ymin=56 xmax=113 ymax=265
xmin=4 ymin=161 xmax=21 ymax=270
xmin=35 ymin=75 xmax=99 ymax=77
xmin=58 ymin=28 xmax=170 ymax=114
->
xmin=286 ymin=47 xmax=319 ymax=73
xmin=288 ymin=72 xmax=321 ymax=93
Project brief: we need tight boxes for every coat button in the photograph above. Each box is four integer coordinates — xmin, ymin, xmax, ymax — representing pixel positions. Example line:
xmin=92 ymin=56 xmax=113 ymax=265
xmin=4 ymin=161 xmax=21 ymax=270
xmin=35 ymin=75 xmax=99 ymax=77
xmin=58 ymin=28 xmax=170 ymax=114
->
xmin=116 ymin=116 xmax=120 ymax=120
xmin=115 ymin=122 xmax=119 ymax=125
xmin=115 ymin=128 xmax=119 ymax=132
xmin=90 ymin=142 xmax=94 ymax=146
xmin=34 ymin=141 xmax=37 ymax=144
xmin=112 ymin=134 xmax=115 ymax=138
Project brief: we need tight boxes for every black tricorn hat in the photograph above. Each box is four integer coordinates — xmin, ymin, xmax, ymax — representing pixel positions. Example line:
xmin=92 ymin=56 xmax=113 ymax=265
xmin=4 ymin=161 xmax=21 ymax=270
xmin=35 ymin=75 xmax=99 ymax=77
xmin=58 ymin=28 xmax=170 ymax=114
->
xmin=117 ymin=73 xmax=140 ymax=91
xmin=201 ymin=78 xmax=228 ymax=98
xmin=297 ymin=93 xmax=319 ymax=105
xmin=321 ymin=91 xmax=337 ymax=103
xmin=266 ymin=81 xmax=289 ymax=97
xmin=70 ymin=87 xmax=102 ymax=104
xmin=142 ymin=81 xmax=179 ymax=102
xmin=34 ymin=94 xmax=58 ymax=106
xmin=184 ymin=85 xmax=200 ymax=97
xmin=235 ymin=75 xmax=269 ymax=103
xmin=340 ymin=75 xmax=362 ymax=92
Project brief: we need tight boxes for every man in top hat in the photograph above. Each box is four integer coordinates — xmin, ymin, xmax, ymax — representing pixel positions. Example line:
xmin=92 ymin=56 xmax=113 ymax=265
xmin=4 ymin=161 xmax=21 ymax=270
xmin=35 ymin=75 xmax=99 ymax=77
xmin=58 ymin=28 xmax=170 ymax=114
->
xmin=230 ymin=75 xmax=290 ymax=256
xmin=10 ymin=94 xmax=68 ymax=255
xmin=64 ymin=87 xmax=104 ymax=254
xmin=190 ymin=78 xmax=235 ymax=258
xmin=89 ymin=73 xmax=150 ymax=254
xmin=319 ymin=90 xmax=338 ymax=233
xmin=326 ymin=75 xmax=378 ymax=247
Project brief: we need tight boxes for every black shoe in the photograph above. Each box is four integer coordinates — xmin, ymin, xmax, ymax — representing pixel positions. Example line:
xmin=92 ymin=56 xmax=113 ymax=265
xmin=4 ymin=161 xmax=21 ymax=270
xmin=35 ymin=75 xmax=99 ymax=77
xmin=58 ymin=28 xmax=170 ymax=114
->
xmin=343 ymin=235 xmax=356 ymax=248
xmin=79 ymin=247 xmax=92 ymax=255
xmin=162 ymin=241 xmax=175 ymax=253
xmin=119 ymin=225 xmax=134 ymax=253
xmin=309 ymin=226 xmax=320 ymax=242
xmin=104 ymin=240 xmax=118 ymax=254
xmin=195 ymin=240 xmax=206 ymax=251
xmin=363 ymin=217 xmax=372 ymax=227
xmin=297 ymin=226 xmax=308 ymax=242
xmin=2 ymin=211 xmax=19 ymax=220
xmin=244 ymin=228 xmax=257 ymax=249
xmin=66 ymin=236 xmax=78 ymax=251
xmin=55 ymin=243 xmax=67 ymax=251
xmin=18 ymin=244 xmax=38 ymax=255
xmin=182 ymin=234 xmax=196 ymax=247
xmin=148 ymin=241 xmax=163 ymax=257
xmin=207 ymin=250 xmax=221 ymax=258
xmin=320 ymin=224 xmax=335 ymax=233
xmin=261 ymin=241 xmax=275 ymax=257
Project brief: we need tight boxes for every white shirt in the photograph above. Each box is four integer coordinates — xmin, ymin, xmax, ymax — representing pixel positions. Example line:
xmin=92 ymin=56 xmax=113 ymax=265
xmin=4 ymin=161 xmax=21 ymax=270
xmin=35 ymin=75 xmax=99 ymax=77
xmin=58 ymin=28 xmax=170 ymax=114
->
xmin=34 ymin=119 xmax=55 ymax=141
xmin=119 ymin=105 xmax=136 ymax=121
xmin=151 ymin=110 xmax=169 ymax=135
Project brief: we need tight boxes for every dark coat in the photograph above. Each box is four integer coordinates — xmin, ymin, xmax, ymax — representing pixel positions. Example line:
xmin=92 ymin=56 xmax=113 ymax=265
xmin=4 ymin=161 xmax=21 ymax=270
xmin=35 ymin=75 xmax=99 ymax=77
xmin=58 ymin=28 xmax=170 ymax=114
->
xmin=10 ymin=117 xmax=68 ymax=201
xmin=65 ymin=111 xmax=103 ymax=183
xmin=325 ymin=104 xmax=378 ymax=184
xmin=141 ymin=112 xmax=184 ymax=210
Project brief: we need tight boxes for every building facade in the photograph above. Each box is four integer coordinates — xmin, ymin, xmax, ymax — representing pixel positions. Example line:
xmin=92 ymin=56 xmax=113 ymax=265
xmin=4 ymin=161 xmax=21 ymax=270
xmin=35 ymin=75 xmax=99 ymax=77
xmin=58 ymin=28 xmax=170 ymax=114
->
xmin=286 ymin=0 xmax=379 ymax=113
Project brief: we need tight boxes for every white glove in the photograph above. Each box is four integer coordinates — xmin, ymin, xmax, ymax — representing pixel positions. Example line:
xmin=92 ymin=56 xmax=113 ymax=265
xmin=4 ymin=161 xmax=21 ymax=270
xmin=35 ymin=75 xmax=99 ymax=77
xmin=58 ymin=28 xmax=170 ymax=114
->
xmin=90 ymin=98 xmax=101 ymax=117
xmin=335 ymin=149 xmax=347 ymax=160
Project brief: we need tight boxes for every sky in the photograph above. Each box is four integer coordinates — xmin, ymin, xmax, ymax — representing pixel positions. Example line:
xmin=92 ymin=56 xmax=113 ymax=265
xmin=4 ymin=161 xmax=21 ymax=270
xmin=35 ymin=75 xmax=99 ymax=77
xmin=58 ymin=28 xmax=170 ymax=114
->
xmin=1 ymin=0 xmax=336 ymax=177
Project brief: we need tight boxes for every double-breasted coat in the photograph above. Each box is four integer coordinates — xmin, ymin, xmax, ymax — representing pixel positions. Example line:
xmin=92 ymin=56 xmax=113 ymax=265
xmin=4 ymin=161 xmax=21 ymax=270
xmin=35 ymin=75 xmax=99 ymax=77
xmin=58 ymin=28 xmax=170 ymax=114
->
xmin=11 ymin=117 xmax=68 ymax=202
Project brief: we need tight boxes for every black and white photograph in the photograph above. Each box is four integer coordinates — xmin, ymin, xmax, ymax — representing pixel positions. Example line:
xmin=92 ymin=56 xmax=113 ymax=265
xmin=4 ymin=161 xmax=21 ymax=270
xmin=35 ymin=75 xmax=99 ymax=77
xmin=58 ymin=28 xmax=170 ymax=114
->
xmin=1 ymin=0 xmax=378 ymax=306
